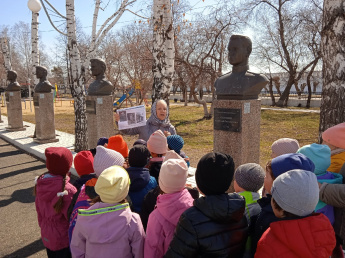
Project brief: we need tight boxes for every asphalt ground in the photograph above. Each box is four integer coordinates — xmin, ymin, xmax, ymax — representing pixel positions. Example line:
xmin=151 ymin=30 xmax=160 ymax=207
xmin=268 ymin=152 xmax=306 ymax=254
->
xmin=0 ymin=138 xmax=47 ymax=257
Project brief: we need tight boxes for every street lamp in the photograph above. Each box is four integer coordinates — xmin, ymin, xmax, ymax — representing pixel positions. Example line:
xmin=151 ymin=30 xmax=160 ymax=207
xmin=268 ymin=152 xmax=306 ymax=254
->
xmin=28 ymin=0 xmax=41 ymax=112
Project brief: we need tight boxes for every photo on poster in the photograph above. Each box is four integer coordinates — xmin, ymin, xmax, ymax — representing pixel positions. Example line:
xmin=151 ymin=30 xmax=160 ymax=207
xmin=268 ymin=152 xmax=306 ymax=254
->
xmin=117 ymin=105 xmax=147 ymax=130
xmin=119 ymin=110 xmax=127 ymax=122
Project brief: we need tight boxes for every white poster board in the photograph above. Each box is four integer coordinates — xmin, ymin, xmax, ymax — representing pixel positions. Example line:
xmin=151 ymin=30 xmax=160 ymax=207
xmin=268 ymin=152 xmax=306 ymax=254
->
xmin=117 ymin=105 xmax=146 ymax=130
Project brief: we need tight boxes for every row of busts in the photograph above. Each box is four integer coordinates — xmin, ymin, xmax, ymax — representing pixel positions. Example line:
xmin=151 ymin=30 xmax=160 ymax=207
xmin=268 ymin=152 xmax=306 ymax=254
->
xmin=5 ymin=58 xmax=114 ymax=96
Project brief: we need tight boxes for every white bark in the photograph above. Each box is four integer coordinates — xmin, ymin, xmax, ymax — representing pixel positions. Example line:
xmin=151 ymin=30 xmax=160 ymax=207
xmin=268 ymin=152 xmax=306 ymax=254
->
xmin=1 ymin=37 xmax=11 ymax=71
xmin=31 ymin=12 xmax=39 ymax=84
xmin=319 ymin=0 xmax=345 ymax=136
xmin=152 ymin=0 xmax=175 ymax=102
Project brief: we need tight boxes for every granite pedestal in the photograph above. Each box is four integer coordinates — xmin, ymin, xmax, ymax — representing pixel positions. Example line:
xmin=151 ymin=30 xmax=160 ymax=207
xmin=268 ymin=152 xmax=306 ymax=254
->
xmin=6 ymin=91 xmax=25 ymax=131
xmin=34 ymin=92 xmax=59 ymax=143
xmin=86 ymin=95 xmax=115 ymax=149
xmin=213 ymin=99 xmax=261 ymax=192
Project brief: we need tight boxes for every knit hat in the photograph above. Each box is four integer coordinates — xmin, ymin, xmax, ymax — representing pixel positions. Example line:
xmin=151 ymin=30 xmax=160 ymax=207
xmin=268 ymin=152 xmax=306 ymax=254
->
xmin=93 ymin=146 xmax=125 ymax=177
xmin=297 ymin=143 xmax=331 ymax=175
xmin=195 ymin=152 xmax=235 ymax=195
xmin=97 ymin=137 xmax=108 ymax=146
xmin=147 ymin=130 xmax=168 ymax=154
xmin=271 ymin=169 xmax=319 ymax=216
xmin=271 ymin=153 xmax=315 ymax=178
xmin=128 ymin=145 xmax=150 ymax=167
xmin=95 ymin=165 xmax=130 ymax=204
xmin=74 ymin=150 xmax=94 ymax=176
xmin=322 ymin=122 xmax=345 ymax=149
xmin=45 ymin=147 xmax=73 ymax=176
xmin=158 ymin=151 xmax=188 ymax=194
xmin=107 ymin=135 xmax=129 ymax=158
xmin=133 ymin=139 xmax=147 ymax=147
xmin=167 ymin=135 xmax=184 ymax=154
xmin=234 ymin=163 xmax=265 ymax=192
xmin=271 ymin=138 xmax=300 ymax=157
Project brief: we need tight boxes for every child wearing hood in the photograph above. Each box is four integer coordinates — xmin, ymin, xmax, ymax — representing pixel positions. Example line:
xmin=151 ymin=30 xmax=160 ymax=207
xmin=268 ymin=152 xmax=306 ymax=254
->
xmin=144 ymin=150 xmax=194 ymax=258
xmin=255 ymin=170 xmax=335 ymax=258
xmin=127 ymin=145 xmax=157 ymax=213
xmin=34 ymin=147 xmax=77 ymax=258
xmin=70 ymin=166 xmax=145 ymax=258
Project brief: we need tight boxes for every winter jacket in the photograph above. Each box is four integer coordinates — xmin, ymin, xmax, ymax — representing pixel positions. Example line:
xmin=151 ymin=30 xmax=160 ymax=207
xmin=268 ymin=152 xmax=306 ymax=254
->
xmin=328 ymin=151 xmax=345 ymax=173
xmin=72 ymin=174 xmax=97 ymax=191
xmin=147 ymin=157 xmax=164 ymax=182
xmin=120 ymin=121 xmax=176 ymax=142
xmin=320 ymin=182 xmax=345 ymax=244
xmin=255 ymin=213 xmax=336 ymax=258
xmin=252 ymin=194 xmax=280 ymax=253
xmin=165 ymin=193 xmax=248 ymax=258
xmin=315 ymin=171 xmax=342 ymax=224
xmin=35 ymin=173 xmax=77 ymax=251
xmin=145 ymin=189 xmax=194 ymax=258
xmin=70 ymin=202 xmax=145 ymax=258
xmin=140 ymin=186 xmax=199 ymax=230
xmin=127 ymin=166 xmax=158 ymax=213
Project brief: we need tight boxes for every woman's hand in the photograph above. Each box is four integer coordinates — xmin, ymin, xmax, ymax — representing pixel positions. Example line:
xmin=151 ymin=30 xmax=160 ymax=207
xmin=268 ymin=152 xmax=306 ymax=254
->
xmin=114 ymin=113 xmax=120 ymax=122
xmin=164 ymin=131 xmax=171 ymax=137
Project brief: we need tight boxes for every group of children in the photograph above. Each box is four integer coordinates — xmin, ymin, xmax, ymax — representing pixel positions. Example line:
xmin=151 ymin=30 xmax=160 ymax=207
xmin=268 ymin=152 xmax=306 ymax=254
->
xmin=33 ymin=121 xmax=345 ymax=258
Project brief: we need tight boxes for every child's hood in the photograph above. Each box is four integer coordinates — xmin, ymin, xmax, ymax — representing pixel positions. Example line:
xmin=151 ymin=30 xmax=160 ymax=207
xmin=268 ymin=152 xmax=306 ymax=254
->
xmin=36 ymin=174 xmax=71 ymax=201
xmin=156 ymin=188 xmax=193 ymax=224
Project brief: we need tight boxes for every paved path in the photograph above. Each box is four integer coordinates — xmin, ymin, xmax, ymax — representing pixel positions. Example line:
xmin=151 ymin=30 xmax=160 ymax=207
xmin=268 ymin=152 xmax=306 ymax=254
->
xmin=0 ymin=138 xmax=47 ymax=258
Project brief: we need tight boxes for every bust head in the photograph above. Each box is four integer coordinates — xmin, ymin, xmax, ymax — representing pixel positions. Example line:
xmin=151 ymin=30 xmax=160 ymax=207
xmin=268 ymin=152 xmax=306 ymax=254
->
xmin=36 ymin=66 xmax=48 ymax=79
xmin=90 ymin=58 xmax=106 ymax=77
xmin=7 ymin=70 xmax=17 ymax=82
xmin=228 ymin=35 xmax=252 ymax=67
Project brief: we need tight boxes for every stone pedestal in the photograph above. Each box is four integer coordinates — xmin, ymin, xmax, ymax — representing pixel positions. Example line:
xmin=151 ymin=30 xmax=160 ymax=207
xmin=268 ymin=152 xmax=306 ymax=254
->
xmin=214 ymin=99 xmax=261 ymax=191
xmin=6 ymin=91 xmax=25 ymax=131
xmin=34 ymin=92 xmax=59 ymax=143
xmin=86 ymin=95 xmax=115 ymax=149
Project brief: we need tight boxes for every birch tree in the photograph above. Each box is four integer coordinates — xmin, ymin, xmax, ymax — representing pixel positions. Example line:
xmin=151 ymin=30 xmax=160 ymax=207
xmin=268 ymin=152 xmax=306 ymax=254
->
xmin=319 ymin=0 xmax=345 ymax=136
xmin=0 ymin=37 xmax=11 ymax=71
xmin=40 ymin=0 xmax=138 ymax=151
xmin=152 ymin=0 xmax=175 ymax=103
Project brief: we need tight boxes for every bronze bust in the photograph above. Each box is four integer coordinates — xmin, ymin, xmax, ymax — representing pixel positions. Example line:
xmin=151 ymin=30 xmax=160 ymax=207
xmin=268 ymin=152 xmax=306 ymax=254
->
xmin=87 ymin=58 xmax=114 ymax=96
xmin=215 ymin=35 xmax=268 ymax=100
xmin=6 ymin=70 xmax=21 ymax=92
xmin=34 ymin=66 xmax=53 ymax=93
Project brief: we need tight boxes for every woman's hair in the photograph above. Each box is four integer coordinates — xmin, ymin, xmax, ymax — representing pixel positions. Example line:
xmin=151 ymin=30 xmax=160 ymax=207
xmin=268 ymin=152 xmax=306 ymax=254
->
xmin=33 ymin=172 xmax=67 ymax=214
xmin=266 ymin=160 xmax=275 ymax=180
xmin=271 ymin=197 xmax=300 ymax=218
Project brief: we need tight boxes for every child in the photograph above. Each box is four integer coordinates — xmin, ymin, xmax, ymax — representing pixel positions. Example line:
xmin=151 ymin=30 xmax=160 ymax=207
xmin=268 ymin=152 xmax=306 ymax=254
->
xmin=107 ymin=134 xmax=129 ymax=159
xmin=133 ymin=139 xmax=147 ymax=147
xmin=270 ymin=138 xmax=300 ymax=158
xmin=256 ymin=170 xmax=336 ymax=257
xmin=72 ymin=150 xmax=96 ymax=191
xmin=297 ymin=143 xmax=343 ymax=224
xmin=322 ymin=122 xmax=345 ymax=173
xmin=253 ymin=153 xmax=315 ymax=253
xmin=127 ymin=145 xmax=157 ymax=213
xmin=234 ymin=163 xmax=265 ymax=258
xmin=68 ymin=146 xmax=125 ymax=243
xmin=90 ymin=137 xmax=108 ymax=156
xmin=145 ymin=151 xmax=194 ymax=258
xmin=165 ymin=152 xmax=248 ymax=257
xmin=70 ymin=166 xmax=145 ymax=258
xmin=147 ymin=130 xmax=168 ymax=181
xmin=34 ymin=147 xmax=77 ymax=258
xmin=167 ymin=135 xmax=190 ymax=167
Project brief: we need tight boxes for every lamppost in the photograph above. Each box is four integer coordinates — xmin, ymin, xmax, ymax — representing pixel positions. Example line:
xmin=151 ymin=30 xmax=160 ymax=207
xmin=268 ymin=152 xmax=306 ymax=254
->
xmin=27 ymin=0 xmax=41 ymax=112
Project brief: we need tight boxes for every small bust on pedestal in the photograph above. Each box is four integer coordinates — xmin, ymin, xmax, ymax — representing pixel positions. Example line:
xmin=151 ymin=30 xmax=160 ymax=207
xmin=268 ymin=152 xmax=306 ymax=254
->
xmin=215 ymin=35 xmax=268 ymax=100
xmin=34 ymin=66 xmax=53 ymax=93
xmin=87 ymin=58 xmax=114 ymax=96
xmin=6 ymin=70 xmax=21 ymax=92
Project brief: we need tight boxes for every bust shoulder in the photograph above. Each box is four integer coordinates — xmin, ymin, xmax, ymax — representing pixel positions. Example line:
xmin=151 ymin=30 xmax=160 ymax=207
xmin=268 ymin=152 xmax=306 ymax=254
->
xmin=6 ymin=82 xmax=21 ymax=91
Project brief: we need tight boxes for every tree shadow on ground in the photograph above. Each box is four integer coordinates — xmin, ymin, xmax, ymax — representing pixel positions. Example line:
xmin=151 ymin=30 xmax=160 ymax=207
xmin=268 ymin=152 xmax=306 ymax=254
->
xmin=173 ymin=117 xmax=207 ymax=130
xmin=0 ymin=186 xmax=35 ymax=208
xmin=3 ymin=239 xmax=45 ymax=258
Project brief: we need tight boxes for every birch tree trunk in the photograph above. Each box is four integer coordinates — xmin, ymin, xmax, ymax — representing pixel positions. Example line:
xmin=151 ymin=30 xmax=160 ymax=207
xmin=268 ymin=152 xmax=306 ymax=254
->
xmin=31 ymin=12 xmax=39 ymax=84
xmin=0 ymin=37 xmax=11 ymax=71
xmin=66 ymin=0 xmax=88 ymax=152
xmin=319 ymin=0 xmax=345 ymax=138
xmin=152 ymin=0 xmax=175 ymax=103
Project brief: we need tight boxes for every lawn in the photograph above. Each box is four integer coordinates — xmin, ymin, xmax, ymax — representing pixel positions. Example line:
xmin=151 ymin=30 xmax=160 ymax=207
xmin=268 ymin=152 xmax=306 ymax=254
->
xmin=0 ymin=99 xmax=320 ymax=167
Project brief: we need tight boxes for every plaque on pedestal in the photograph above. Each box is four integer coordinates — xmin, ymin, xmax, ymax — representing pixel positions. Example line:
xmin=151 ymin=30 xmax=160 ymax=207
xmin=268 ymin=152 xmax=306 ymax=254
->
xmin=34 ymin=92 xmax=59 ymax=143
xmin=6 ymin=91 xmax=26 ymax=131
xmin=86 ymin=95 xmax=115 ymax=149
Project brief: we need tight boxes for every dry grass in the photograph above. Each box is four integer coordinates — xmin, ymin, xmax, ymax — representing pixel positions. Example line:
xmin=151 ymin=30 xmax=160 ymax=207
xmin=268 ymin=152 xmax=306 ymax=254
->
xmin=0 ymin=99 xmax=320 ymax=167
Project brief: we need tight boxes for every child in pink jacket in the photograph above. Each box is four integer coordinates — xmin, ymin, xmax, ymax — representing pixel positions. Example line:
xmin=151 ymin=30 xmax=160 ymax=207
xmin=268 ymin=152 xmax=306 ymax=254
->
xmin=144 ymin=150 xmax=194 ymax=258
xmin=34 ymin=147 xmax=77 ymax=258
xmin=70 ymin=165 xmax=145 ymax=258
